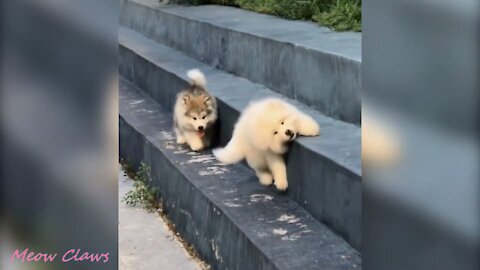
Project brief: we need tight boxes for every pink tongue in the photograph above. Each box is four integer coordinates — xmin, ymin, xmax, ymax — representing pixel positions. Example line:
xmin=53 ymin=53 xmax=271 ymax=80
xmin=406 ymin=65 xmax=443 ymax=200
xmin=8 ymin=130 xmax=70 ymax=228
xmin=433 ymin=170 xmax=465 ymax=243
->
xmin=197 ymin=131 xmax=205 ymax=138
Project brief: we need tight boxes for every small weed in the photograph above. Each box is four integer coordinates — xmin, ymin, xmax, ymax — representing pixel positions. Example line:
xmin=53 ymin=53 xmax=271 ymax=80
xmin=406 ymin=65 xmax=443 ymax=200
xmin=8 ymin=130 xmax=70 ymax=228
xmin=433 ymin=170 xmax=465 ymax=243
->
xmin=122 ymin=162 xmax=159 ymax=212
xmin=120 ymin=159 xmax=136 ymax=179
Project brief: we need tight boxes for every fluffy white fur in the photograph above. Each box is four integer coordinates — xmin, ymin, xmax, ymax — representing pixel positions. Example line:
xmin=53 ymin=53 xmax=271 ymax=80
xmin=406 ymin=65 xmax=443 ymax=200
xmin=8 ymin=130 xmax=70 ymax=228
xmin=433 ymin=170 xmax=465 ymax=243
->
xmin=213 ymin=98 xmax=320 ymax=191
xmin=187 ymin=69 xmax=206 ymax=87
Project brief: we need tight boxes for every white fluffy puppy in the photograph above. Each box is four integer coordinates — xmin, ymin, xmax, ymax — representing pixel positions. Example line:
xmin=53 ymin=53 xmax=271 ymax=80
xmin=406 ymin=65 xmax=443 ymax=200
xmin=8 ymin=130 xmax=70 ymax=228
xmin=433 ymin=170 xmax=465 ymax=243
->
xmin=213 ymin=98 xmax=320 ymax=191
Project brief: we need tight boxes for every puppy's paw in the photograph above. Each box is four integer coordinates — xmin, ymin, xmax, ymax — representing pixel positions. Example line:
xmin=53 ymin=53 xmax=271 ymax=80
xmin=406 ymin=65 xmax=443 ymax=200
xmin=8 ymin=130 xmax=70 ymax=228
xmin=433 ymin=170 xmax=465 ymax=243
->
xmin=296 ymin=114 xmax=320 ymax=136
xmin=176 ymin=136 xmax=186 ymax=144
xmin=257 ymin=172 xmax=273 ymax=186
xmin=301 ymin=121 xmax=320 ymax=136
xmin=189 ymin=141 xmax=204 ymax=152
xmin=274 ymin=178 xmax=288 ymax=191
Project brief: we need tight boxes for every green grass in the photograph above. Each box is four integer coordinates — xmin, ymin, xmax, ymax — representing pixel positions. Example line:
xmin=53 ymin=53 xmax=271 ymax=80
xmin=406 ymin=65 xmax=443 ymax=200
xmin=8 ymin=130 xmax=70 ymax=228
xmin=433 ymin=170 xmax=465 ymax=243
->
xmin=173 ymin=0 xmax=361 ymax=32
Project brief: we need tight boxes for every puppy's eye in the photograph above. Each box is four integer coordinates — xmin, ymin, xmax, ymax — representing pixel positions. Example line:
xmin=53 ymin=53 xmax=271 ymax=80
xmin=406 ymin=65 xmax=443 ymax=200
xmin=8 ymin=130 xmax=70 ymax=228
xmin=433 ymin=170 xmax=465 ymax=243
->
xmin=274 ymin=131 xmax=278 ymax=135
xmin=281 ymin=122 xmax=284 ymax=125
xmin=193 ymin=117 xmax=197 ymax=120
xmin=202 ymin=116 xmax=206 ymax=119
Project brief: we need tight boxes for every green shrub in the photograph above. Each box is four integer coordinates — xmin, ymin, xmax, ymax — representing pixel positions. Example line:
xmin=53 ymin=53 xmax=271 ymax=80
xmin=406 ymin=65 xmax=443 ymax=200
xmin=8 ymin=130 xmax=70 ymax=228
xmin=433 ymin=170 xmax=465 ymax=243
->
xmin=234 ymin=0 xmax=312 ymax=20
xmin=234 ymin=0 xmax=361 ymax=31
xmin=314 ymin=0 xmax=361 ymax=32
xmin=173 ymin=0 xmax=361 ymax=32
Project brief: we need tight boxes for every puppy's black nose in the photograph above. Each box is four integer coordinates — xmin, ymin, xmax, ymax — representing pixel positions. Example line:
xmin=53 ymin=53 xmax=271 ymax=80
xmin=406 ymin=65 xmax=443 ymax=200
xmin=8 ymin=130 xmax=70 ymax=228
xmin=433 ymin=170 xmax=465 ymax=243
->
xmin=285 ymin=129 xmax=293 ymax=137
xmin=198 ymin=126 xmax=204 ymax=131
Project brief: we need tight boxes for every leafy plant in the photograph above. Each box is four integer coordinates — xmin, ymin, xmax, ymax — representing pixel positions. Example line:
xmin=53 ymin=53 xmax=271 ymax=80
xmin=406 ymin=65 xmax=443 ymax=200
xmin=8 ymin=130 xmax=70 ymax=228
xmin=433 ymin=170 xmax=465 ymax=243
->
xmin=122 ymin=162 xmax=159 ymax=212
xmin=120 ymin=159 xmax=136 ymax=179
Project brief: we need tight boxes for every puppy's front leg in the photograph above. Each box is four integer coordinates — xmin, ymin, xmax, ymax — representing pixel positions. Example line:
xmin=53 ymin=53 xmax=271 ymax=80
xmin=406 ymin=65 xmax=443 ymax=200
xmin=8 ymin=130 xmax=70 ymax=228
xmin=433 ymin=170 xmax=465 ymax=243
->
xmin=295 ymin=112 xmax=320 ymax=136
xmin=267 ymin=154 xmax=288 ymax=191
xmin=184 ymin=131 xmax=204 ymax=151
xmin=174 ymin=127 xmax=186 ymax=144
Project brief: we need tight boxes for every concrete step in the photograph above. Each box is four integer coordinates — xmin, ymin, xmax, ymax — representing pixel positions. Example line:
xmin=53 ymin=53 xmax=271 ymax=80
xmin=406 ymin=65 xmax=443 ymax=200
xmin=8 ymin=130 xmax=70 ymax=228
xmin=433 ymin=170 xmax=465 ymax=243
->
xmin=120 ymin=0 xmax=361 ymax=124
xmin=119 ymin=77 xmax=361 ymax=270
xmin=119 ymin=27 xmax=361 ymax=249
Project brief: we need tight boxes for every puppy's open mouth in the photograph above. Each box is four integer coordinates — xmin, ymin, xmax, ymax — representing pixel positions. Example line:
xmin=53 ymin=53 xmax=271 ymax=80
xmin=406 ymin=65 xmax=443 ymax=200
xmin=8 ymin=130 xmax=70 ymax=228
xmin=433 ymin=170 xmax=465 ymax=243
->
xmin=284 ymin=133 xmax=296 ymax=144
xmin=197 ymin=131 xmax=206 ymax=138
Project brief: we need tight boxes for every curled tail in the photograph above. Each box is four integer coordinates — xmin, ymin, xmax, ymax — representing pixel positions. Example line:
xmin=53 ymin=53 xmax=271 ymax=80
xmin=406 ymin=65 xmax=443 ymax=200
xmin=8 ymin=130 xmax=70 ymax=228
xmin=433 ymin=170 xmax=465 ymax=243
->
xmin=212 ymin=138 xmax=244 ymax=164
xmin=187 ymin=69 xmax=206 ymax=87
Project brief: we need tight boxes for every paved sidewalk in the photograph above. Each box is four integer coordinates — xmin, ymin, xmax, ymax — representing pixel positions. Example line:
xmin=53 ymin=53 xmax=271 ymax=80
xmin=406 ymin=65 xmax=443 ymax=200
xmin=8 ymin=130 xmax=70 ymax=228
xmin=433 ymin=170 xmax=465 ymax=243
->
xmin=119 ymin=170 xmax=202 ymax=270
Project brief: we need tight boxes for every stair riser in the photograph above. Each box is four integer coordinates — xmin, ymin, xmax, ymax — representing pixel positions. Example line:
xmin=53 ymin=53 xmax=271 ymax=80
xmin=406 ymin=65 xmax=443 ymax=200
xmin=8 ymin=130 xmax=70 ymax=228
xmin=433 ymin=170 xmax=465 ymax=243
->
xmin=119 ymin=45 xmax=188 ymax=111
xmin=120 ymin=118 xmax=277 ymax=270
xmin=119 ymin=45 xmax=361 ymax=249
xmin=288 ymin=144 xmax=361 ymax=248
xmin=120 ymin=1 xmax=361 ymax=124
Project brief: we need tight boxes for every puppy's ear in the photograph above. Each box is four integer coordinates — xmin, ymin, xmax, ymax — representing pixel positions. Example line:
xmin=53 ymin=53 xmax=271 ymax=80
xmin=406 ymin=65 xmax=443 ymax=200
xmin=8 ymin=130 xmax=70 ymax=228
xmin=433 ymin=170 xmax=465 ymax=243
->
xmin=183 ymin=95 xmax=190 ymax=105
xmin=203 ymin=96 xmax=212 ymax=105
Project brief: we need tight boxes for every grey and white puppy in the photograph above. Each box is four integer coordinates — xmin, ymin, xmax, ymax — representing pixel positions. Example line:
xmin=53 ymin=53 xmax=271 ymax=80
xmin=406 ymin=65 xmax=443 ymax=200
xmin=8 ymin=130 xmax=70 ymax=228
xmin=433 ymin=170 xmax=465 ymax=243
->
xmin=173 ymin=69 xmax=217 ymax=151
